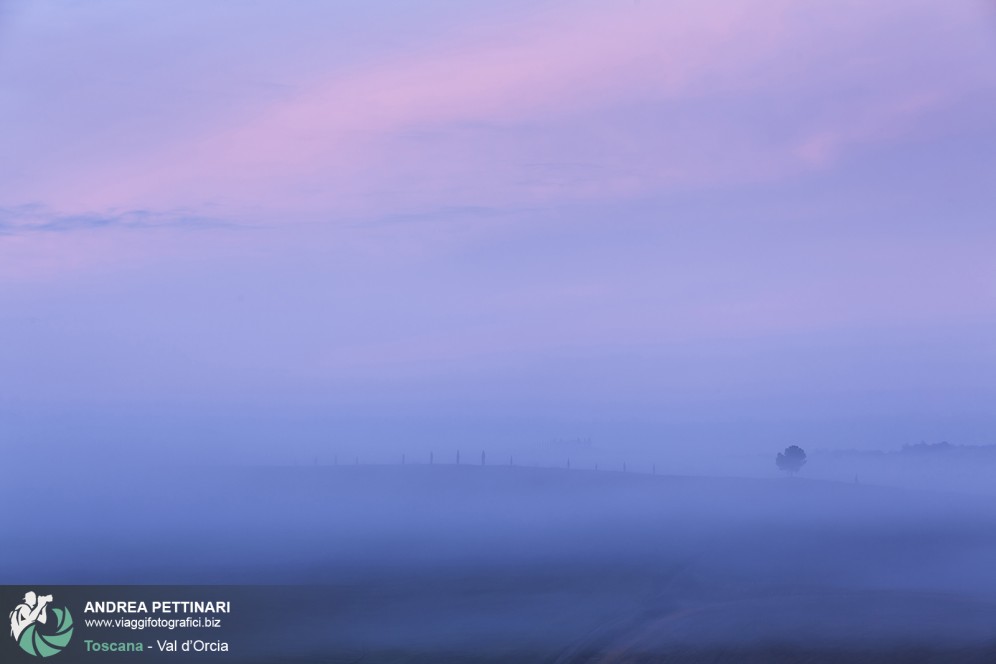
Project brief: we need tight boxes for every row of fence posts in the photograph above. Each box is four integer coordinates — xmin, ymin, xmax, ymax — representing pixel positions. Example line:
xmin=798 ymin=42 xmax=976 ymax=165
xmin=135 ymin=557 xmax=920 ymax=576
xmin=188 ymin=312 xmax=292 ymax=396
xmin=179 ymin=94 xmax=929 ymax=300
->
xmin=321 ymin=452 xmax=658 ymax=475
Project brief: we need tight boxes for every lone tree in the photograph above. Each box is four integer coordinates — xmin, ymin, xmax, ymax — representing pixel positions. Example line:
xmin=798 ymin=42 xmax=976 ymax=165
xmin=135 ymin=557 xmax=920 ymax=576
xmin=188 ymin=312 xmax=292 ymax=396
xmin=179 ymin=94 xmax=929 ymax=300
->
xmin=776 ymin=445 xmax=807 ymax=475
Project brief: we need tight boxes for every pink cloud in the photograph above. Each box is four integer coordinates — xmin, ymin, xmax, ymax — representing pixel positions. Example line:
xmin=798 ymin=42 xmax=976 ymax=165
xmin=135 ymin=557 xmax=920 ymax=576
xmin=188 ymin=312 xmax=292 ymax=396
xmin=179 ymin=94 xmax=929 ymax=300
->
xmin=2 ymin=0 xmax=994 ymax=282
xmin=18 ymin=0 xmax=977 ymax=222
xmin=49 ymin=2 xmax=790 ymax=215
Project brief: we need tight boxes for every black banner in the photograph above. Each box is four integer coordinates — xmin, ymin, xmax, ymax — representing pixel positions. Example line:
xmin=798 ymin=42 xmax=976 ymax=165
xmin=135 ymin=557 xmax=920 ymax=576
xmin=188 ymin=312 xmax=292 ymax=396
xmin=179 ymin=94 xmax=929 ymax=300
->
xmin=2 ymin=586 xmax=359 ymax=664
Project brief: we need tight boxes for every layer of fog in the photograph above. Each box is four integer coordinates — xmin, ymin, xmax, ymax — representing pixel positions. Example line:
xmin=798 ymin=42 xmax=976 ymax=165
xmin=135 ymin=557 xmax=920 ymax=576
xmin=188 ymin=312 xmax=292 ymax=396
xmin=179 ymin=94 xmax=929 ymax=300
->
xmin=4 ymin=463 xmax=996 ymax=658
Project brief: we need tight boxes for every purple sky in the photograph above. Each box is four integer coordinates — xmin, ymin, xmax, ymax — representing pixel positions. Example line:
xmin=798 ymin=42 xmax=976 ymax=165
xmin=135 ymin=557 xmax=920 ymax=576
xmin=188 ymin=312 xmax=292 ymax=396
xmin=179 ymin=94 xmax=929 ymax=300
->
xmin=1 ymin=1 xmax=994 ymax=464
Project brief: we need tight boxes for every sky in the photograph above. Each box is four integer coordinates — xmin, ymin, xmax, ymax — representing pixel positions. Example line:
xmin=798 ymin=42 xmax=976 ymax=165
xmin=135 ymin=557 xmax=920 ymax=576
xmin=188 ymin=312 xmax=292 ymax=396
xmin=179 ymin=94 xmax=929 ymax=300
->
xmin=0 ymin=0 xmax=994 ymax=467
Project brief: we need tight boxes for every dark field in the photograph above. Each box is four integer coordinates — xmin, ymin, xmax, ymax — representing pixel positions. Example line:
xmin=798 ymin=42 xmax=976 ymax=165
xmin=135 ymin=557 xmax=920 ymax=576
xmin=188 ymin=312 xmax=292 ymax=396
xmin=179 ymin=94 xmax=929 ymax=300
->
xmin=7 ymin=465 xmax=996 ymax=662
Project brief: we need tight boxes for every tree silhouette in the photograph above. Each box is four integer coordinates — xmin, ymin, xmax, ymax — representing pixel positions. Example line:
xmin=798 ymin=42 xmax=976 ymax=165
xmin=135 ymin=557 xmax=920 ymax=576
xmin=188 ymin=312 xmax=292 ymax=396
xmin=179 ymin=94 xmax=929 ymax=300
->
xmin=776 ymin=445 xmax=807 ymax=475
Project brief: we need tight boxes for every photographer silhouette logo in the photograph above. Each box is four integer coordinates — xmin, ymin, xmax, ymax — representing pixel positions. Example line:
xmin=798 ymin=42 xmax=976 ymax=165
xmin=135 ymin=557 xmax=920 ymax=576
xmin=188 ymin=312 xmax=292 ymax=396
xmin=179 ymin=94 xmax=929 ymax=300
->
xmin=9 ymin=592 xmax=73 ymax=657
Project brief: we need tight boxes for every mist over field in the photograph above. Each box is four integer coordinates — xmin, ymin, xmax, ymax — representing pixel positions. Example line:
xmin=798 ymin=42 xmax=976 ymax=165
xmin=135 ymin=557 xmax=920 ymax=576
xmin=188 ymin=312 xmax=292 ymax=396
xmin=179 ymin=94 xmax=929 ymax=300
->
xmin=2 ymin=0 xmax=996 ymax=661
xmin=4 ymin=460 xmax=996 ymax=661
